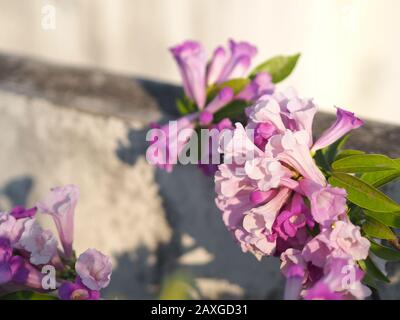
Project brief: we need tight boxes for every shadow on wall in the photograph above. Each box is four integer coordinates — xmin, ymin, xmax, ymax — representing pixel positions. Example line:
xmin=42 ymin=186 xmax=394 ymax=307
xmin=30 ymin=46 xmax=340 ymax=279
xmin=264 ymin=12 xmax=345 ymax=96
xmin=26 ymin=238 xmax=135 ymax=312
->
xmin=110 ymin=82 xmax=284 ymax=300
xmin=0 ymin=176 xmax=34 ymax=209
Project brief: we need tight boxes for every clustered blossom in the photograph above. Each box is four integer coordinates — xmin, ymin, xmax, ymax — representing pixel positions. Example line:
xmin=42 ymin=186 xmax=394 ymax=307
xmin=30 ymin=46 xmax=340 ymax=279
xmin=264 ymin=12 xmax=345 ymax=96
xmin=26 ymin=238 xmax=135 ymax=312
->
xmin=215 ymin=88 xmax=369 ymax=299
xmin=0 ymin=185 xmax=112 ymax=300
xmin=147 ymin=39 xmax=275 ymax=174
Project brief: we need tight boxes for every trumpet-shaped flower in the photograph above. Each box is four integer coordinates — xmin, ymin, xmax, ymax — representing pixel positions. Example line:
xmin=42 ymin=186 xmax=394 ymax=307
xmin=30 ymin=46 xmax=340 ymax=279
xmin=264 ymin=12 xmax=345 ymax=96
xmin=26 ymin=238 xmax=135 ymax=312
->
xmin=170 ymin=41 xmax=207 ymax=109
xmin=18 ymin=219 xmax=58 ymax=265
xmin=312 ymin=107 xmax=364 ymax=152
xmin=37 ymin=185 xmax=79 ymax=260
xmin=266 ymin=130 xmax=326 ymax=186
xmin=207 ymin=39 xmax=257 ymax=85
xmin=300 ymin=179 xmax=347 ymax=227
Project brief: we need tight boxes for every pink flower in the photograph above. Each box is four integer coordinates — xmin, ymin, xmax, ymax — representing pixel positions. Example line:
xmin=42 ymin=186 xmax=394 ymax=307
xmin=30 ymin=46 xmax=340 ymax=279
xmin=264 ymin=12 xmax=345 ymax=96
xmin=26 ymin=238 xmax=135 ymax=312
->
xmin=273 ymin=193 xmax=314 ymax=241
xmin=302 ymin=231 xmax=332 ymax=268
xmin=0 ymin=238 xmax=13 ymax=284
xmin=239 ymin=187 xmax=292 ymax=258
xmin=236 ymin=72 xmax=275 ymax=101
xmin=9 ymin=255 xmax=44 ymax=290
xmin=18 ymin=219 xmax=58 ymax=265
xmin=75 ymin=248 xmax=112 ymax=291
xmin=246 ymin=88 xmax=317 ymax=146
xmin=170 ymin=41 xmax=207 ymax=109
xmin=280 ymin=248 xmax=307 ymax=300
xmin=207 ymin=39 xmax=257 ymax=85
xmin=146 ymin=114 xmax=197 ymax=172
xmin=304 ymin=282 xmax=344 ymax=300
xmin=300 ymin=179 xmax=347 ymax=227
xmin=10 ymin=206 xmax=37 ymax=219
xmin=244 ymin=157 xmax=294 ymax=192
xmin=312 ymin=107 xmax=364 ymax=152
xmin=59 ymin=277 xmax=100 ymax=300
xmin=199 ymin=87 xmax=234 ymax=126
xmin=37 ymin=185 xmax=80 ymax=260
xmin=0 ymin=212 xmax=26 ymax=245
xmin=302 ymin=220 xmax=370 ymax=265
xmin=329 ymin=221 xmax=370 ymax=261
xmin=266 ymin=130 xmax=326 ymax=186
xmin=305 ymin=258 xmax=371 ymax=300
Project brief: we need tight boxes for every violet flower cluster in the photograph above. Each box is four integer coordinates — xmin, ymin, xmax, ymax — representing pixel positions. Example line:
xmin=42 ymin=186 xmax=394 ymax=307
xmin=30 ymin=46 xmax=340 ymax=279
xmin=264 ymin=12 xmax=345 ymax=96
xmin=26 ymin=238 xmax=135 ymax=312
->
xmin=215 ymin=90 xmax=371 ymax=299
xmin=147 ymin=39 xmax=275 ymax=175
xmin=146 ymin=39 xmax=400 ymax=300
xmin=0 ymin=185 xmax=112 ymax=300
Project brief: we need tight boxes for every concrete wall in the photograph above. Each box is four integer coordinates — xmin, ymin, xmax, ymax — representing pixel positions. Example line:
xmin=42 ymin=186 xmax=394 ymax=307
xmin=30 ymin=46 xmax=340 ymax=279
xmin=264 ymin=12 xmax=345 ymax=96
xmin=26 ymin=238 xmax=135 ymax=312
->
xmin=0 ymin=0 xmax=399 ymax=125
xmin=0 ymin=54 xmax=399 ymax=299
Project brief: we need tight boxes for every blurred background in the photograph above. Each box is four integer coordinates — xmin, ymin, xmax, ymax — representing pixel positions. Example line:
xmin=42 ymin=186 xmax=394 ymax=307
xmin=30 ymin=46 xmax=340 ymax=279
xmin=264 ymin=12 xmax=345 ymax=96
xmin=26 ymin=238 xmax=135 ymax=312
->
xmin=0 ymin=0 xmax=399 ymax=300
xmin=0 ymin=0 xmax=399 ymax=124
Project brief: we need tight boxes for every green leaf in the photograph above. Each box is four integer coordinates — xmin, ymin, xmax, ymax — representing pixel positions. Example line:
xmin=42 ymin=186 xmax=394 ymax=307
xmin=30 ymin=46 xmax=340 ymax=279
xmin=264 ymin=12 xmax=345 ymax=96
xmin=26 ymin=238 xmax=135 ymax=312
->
xmin=362 ymin=216 xmax=396 ymax=240
xmin=328 ymin=172 xmax=400 ymax=212
xmin=332 ymin=154 xmax=399 ymax=173
xmin=335 ymin=149 xmax=365 ymax=161
xmin=207 ymin=78 xmax=250 ymax=102
xmin=362 ymin=273 xmax=379 ymax=289
xmin=363 ymin=210 xmax=400 ymax=228
xmin=213 ymin=100 xmax=249 ymax=122
xmin=176 ymin=97 xmax=196 ymax=115
xmin=1 ymin=291 xmax=58 ymax=300
xmin=369 ymin=240 xmax=400 ymax=261
xmin=361 ymin=159 xmax=400 ymax=187
xmin=250 ymin=54 xmax=301 ymax=83
xmin=322 ymin=135 xmax=350 ymax=165
xmin=314 ymin=149 xmax=331 ymax=172
xmin=358 ymin=257 xmax=390 ymax=283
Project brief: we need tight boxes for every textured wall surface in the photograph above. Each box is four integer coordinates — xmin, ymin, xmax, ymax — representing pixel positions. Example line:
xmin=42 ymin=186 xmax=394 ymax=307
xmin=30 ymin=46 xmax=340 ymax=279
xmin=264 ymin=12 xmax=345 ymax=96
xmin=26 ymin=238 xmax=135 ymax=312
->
xmin=0 ymin=0 xmax=400 ymax=125
xmin=0 ymin=53 xmax=399 ymax=299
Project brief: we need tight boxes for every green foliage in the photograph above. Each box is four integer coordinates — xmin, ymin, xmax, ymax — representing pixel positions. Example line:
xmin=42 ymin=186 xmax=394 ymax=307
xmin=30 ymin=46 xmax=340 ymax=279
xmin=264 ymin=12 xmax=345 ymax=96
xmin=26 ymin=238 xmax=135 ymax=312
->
xmin=176 ymin=96 xmax=197 ymax=115
xmin=335 ymin=149 xmax=365 ymax=161
xmin=250 ymin=54 xmax=301 ymax=83
xmin=363 ymin=210 xmax=400 ymax=228
xmin=213 ymin=100 xmax=250 ymax=123
xmin=332 ymin=154 xmax=399 ymax=173
xmin=207 ymin=78 xmax=250 ymax=102
xmin=329 ymin=172 xmax=400 ymax=213
xmin=359 ymin=257 xmax=390 ymax=283
xmin=362 ymin=216 xmax=396 ymax=240
xmin=369 ymin=240 xmax=400 ymax=261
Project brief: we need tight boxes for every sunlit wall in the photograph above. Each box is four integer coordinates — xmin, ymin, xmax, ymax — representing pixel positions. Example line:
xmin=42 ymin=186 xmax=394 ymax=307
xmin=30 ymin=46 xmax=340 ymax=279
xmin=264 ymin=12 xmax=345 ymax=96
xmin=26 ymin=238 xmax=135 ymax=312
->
xmin=0 ymin=0 xmax=398 ymax=124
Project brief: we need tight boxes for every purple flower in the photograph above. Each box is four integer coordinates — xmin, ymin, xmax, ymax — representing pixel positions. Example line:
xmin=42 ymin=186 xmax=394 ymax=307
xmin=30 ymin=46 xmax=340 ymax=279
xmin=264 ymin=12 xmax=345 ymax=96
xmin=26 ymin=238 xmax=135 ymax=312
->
xmin=37 ymin=185 xmax=80 ymax=260
xmin=312 ymin=107 xmax=364 ymax=152
xmin=266 ymin=130 xmax=326 ymax=186
xmin=280 ymin=248 xmax=307 ymax=300
xmin=208 ymin=39 xmax=257 ymax=85
xmin=146 ymin=114 xmax=197 ymax=172
xmin=10 ymin=206 xmax=37 ymax=219
xmin=170 ymin=41 xmax=207 ymax=109
xmin=0 ymin=212 xmax=26 ymax=245
xmin=236 ymin=72 xmax=275 ymax=101
xmin=305 ymin=258 xmax=371 ymax=300
xmin=304 ymin=282 xmax=343 ymax=300
xmin=300 ymin=179 xmax=347 ymax=227
xmin=0 ymin=238 xmax=13 ymax=284
xmin=18 ymin=219 xmax=58 ymax=265
xmin=75 ymin=249 xmax=112 ymax=291
xmin=273 ymin=193 xmax=314 ymax=241
xmin=10 ymin=255 xmax=44 ymax=290
xmin=59 ymin=277 xmax=100 ymax=300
